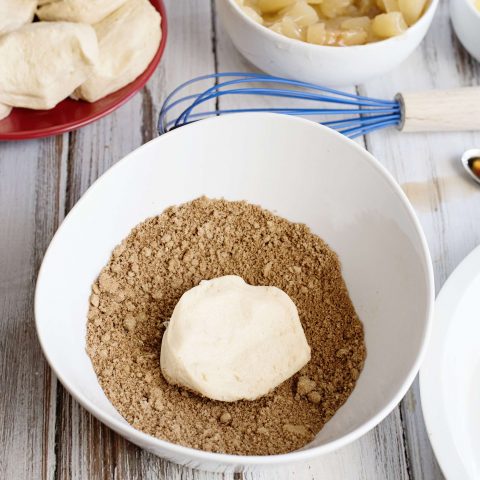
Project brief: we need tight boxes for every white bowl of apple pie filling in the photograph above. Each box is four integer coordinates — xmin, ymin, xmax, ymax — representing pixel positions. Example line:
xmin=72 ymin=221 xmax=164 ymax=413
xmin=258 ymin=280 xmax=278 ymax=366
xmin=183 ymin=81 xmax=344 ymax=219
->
xmin=217 ymin=0 xmax=439 ymax=86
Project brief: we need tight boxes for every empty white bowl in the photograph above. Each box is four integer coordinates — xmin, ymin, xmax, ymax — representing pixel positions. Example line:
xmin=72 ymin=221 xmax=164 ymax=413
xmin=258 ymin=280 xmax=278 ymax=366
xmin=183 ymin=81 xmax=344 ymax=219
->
xmin=35 ymin=113 xmax=434 ymax=473
xmin=451 ymin=0 xmax=480 ymax=63
xmin=420 ymin=244 xmax=480 ymax=480
xmin=217 ymin=0 xmax=439 ymax=86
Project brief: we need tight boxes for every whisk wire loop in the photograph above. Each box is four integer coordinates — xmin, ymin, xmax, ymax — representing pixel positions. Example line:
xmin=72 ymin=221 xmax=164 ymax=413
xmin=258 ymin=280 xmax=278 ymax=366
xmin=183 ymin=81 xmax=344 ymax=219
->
xmin=174 ymin=77 xmax=398 ymax=126
xmin=175 ymin=88 xmax=400 ymax=129
xmin=158 ymin=73 xmax=402 ymax=138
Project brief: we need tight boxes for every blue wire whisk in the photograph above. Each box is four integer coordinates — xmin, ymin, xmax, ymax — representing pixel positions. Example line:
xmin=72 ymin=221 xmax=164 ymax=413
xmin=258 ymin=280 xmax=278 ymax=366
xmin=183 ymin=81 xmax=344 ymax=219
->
xmin=158 ymin=72 xmax=480 ymax=139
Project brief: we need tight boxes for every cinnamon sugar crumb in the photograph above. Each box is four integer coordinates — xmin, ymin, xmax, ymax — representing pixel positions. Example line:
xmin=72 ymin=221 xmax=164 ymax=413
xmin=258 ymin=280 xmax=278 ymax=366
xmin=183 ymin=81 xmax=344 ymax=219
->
xmin=86 ymin=197 xmax=366 ymax=455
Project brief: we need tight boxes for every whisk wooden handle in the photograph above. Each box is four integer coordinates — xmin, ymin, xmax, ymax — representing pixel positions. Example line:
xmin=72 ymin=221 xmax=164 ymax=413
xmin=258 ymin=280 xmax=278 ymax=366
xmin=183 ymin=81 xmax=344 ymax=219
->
xmin=397 ymin=88 xmax=480 ymax=132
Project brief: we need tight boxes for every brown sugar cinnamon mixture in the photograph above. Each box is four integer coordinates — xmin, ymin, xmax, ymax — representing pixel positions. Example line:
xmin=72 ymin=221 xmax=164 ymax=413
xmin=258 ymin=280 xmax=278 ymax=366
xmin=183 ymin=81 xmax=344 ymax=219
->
xmin=86 ymin=197 xmax=366 ymax=455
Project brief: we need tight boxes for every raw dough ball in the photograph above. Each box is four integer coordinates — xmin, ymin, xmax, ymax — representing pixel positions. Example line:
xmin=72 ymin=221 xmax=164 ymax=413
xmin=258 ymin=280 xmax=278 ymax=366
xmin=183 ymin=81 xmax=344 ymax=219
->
xmin=74 ymin=0 xmax=162 ymax=102
xmin=0 ymin=0 xmax=36 ymax=36
xmin=161 ymin=275 xmax=311 ymax=402
xmin=37 ymin=0 xmax=128 ymax=24
xmin=0 ymin=103 xmax=12 ymax=121
xmin=73 ymin=0 xmax=161 ymax=103
xmin=0 ymin=22 xmax=99 ymax=110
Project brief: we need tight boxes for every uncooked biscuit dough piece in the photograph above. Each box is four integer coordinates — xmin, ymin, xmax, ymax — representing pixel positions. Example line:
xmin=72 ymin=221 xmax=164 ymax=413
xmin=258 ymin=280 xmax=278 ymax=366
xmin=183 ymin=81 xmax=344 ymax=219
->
xmin=37 ymin=0 xmax=128 ymax=24
xmin=73 ymin=0 xmax=161 ymax=103
xmin=0 ymin=22 xmax=99 ymax=110
xmin=161 ymin=275 xmax=312 ymax=402
xmin=0 ymin=0 xmax=36 ymax=36
xmin=0 ymin=103 xmax=12 ymax=121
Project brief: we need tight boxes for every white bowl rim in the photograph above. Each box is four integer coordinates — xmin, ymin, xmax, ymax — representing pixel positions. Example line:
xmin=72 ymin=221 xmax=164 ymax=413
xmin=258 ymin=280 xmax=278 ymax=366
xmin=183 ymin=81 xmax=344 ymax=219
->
xmin=225 ymin=0 xmax=439 ymax=52
xmin=419 ymin=243 xmax=480 ymax=480
xmin=462 ymin=0 xmax=480 ymax=18
xmin=35 ymin=113 xmax=435 ymax=466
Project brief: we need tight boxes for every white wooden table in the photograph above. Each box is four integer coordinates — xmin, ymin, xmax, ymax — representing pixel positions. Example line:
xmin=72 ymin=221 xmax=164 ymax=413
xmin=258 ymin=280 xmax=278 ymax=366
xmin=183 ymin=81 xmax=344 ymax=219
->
xmin=1 ymin=1 xmax=479 ymax=478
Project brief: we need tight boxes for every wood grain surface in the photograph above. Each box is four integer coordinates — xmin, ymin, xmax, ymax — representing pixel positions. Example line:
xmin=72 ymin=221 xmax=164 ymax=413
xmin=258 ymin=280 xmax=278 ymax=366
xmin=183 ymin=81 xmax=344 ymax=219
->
xmin=1 ymin=1 xmax=479 ymax=478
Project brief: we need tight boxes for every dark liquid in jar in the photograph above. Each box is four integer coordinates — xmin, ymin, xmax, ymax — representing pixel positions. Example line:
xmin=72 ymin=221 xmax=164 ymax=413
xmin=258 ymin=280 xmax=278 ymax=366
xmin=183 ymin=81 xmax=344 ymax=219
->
xmin=468 ymin=157 xmax=480 ymax=179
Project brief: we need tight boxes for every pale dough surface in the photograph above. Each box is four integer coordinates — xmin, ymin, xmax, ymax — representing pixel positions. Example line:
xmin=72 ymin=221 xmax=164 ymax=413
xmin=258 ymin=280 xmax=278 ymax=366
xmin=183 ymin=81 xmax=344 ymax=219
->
xmin=0 ymin=0 xmax=36 ymax=36
xmin=74 ymin=0 xmax=161 ymax=102
xmin=0 ymin=22 xmax=99 ymax=110
xmin=0 ymin=103 xmax=12 ymax=121
xmin=161 ymin=276 xmax=311 ymax=402
xmin=37 ymin=0 xmax=128 ymax=24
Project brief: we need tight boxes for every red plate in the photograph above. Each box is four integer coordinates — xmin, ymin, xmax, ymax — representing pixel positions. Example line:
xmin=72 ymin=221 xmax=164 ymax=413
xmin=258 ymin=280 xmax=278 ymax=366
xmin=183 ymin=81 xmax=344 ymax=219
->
xmin=0 ymin=0 xmax=168 ymax=141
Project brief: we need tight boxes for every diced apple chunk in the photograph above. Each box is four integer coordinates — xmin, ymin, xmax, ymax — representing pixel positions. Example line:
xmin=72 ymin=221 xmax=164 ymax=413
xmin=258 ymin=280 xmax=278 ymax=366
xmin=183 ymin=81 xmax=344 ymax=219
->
xmin=257 ymin=0 xmax=296 ymax=14
xmin=241 ymin=5 xmax=264 ymax=23
xmin=372 ymin=11 xmax=407 ymax=37
xmin=340 ymin=29 xmax=368 ymax=45
xmin=281 ymin=1 xmax=318 ymax=27
xmin=306 ymin=22 xmax=326 ymax=44
xmin=341 ymin=16 xmax=371 ymax=31
xmin=383 ymin=0 xmax=400 ymax=12
xmin=322 ymin=28 xmax=367 ymax=46
xmin=270 ymin=15 xmax=302 ymax=39
xmin=319 ymin=0 xmax=354 ymax=19
xmin=398 ymin=0 xmax=427 ymax=26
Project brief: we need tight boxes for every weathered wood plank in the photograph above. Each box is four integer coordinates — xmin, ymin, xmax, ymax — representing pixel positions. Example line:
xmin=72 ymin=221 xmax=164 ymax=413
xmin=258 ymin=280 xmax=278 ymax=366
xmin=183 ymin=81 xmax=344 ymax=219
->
xmin=3 ymin=1 xmax=477 ymax=478
xmin=239 ymin=412 xmax=408 ymax=480
xmin=359 ymin=2 xmax=480 ymax=480
xmin=213 ymin=10 xmax=411 ymax=480
xmin=53 ymin=2 xmax=224 ymax=479
xmin=0 ymin=135 xmax=68 ymax=480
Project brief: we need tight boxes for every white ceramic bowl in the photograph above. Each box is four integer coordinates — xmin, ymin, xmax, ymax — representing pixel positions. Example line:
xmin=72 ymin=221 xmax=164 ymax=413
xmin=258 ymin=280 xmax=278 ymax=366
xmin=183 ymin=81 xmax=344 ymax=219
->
xmin=451 ymin=0 xmax=480 ymax=63
xmin=217 ymin=0 xmax=439 ymax=86
xmin=420 ymin=244 xmax=480 ymax=480
xmin=35 ymin=113 xmax=434 ymax=473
